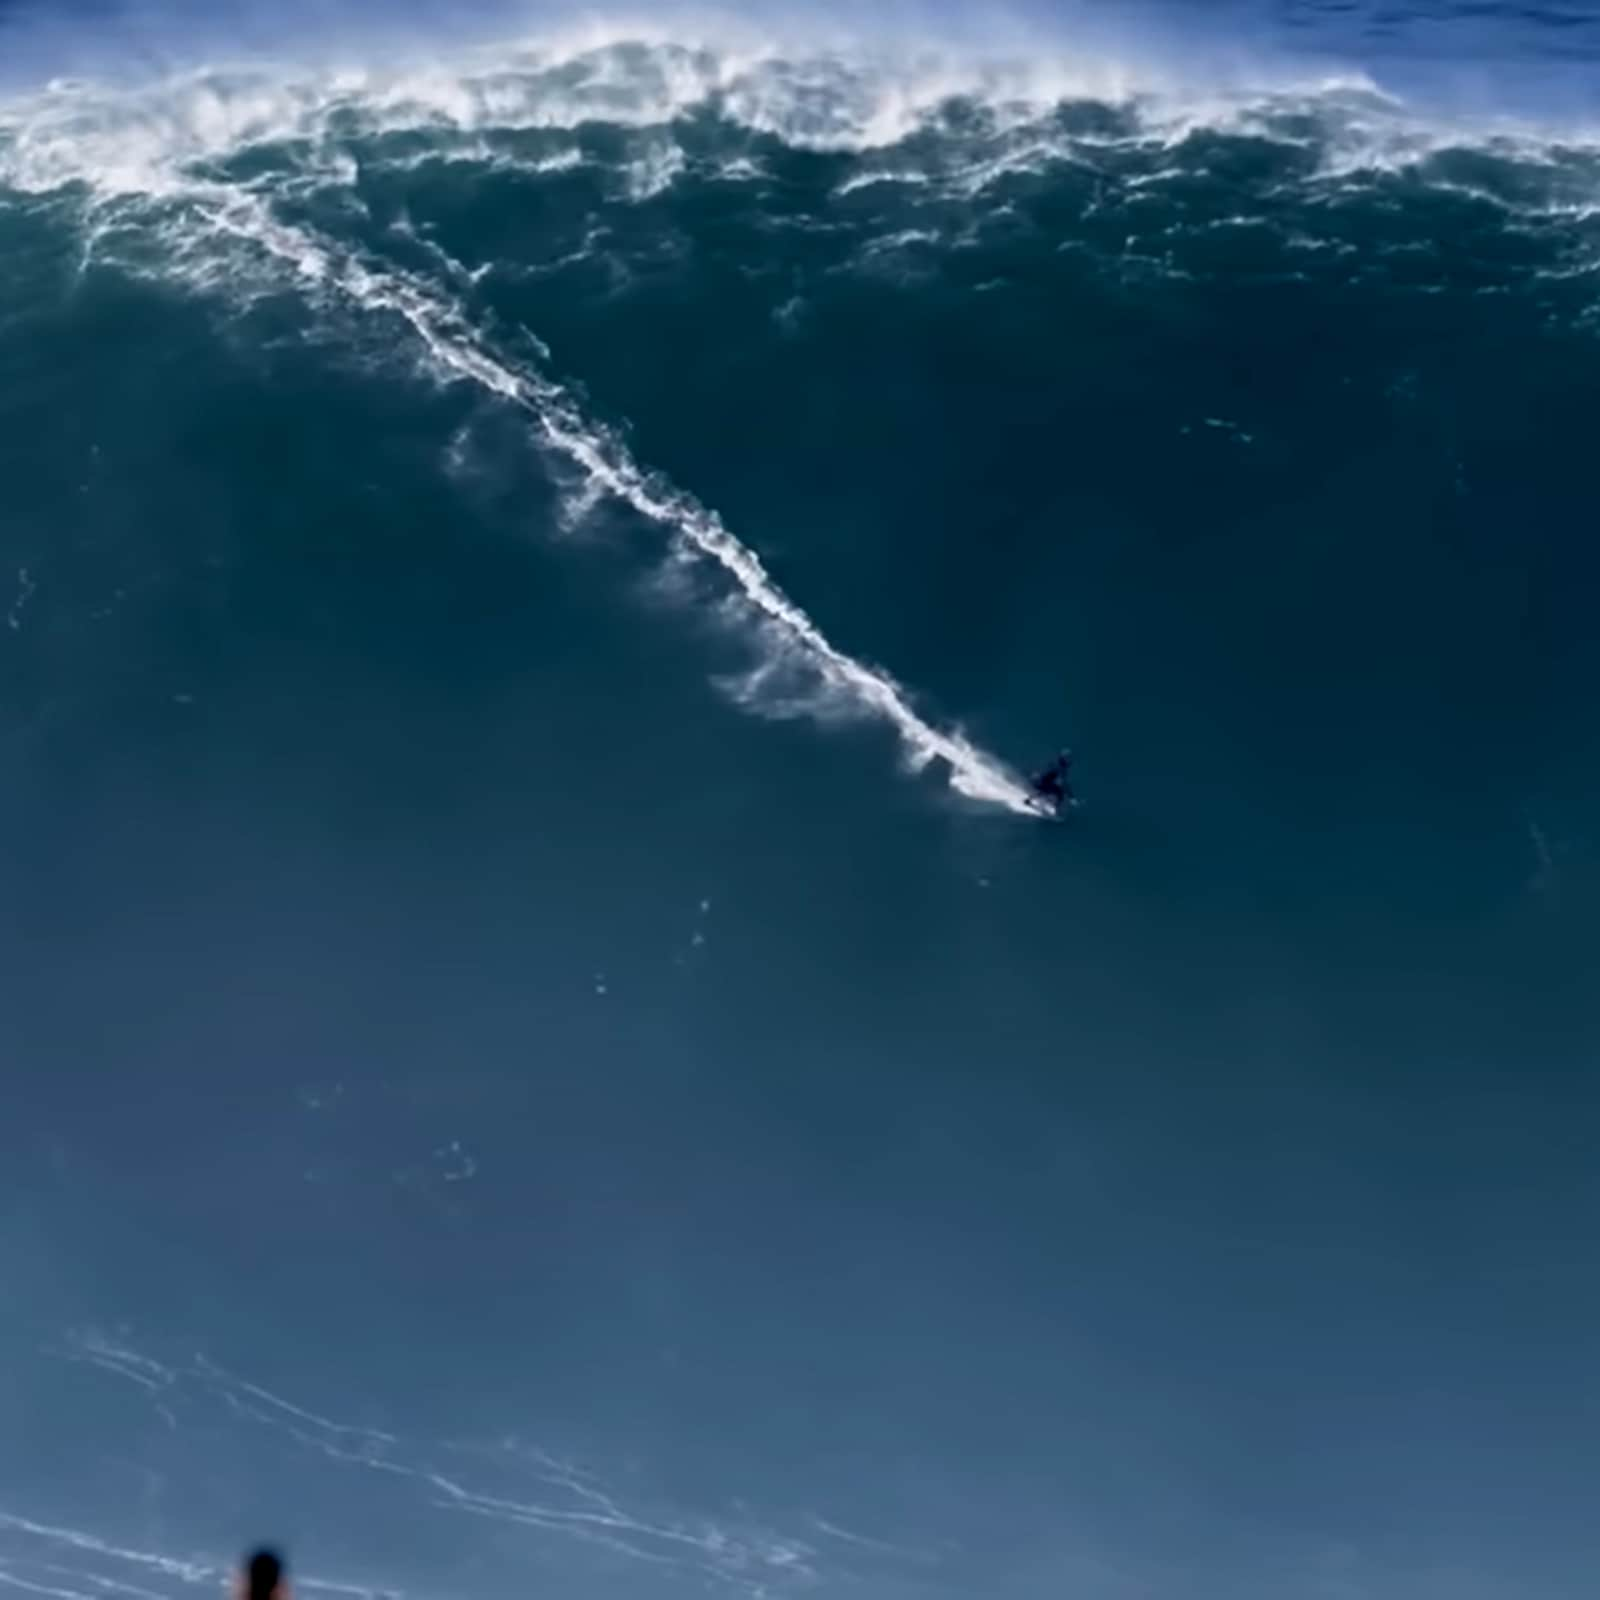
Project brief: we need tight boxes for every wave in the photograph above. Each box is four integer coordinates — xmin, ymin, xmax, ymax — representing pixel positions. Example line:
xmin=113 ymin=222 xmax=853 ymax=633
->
xmin=0 ymin=29 xmax=1479 ymax=177
xmin=4 ymin=30 xmax=1599 ymax=222
xmin=2 ymin=29 xmax=1598 ymax=813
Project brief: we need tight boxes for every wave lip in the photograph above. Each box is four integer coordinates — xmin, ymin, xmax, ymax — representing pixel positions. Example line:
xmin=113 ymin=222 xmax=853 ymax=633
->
xmin=6 ymin=30 xmax=1598 ymax=221
xmin=0 ymin=31 xmax=1407 ymax=194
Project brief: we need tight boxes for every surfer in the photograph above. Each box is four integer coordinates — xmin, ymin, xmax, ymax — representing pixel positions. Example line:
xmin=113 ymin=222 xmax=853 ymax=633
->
xmin=1029 ymin=750 xmax=1076 ymax=812
xmin=239 ymin=1551 xmax=287 ymax=1600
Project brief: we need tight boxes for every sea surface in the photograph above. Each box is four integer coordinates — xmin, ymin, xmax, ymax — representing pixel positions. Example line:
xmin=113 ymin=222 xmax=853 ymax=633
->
xmin=2 ymin=4 xmax=1598 ymax=1599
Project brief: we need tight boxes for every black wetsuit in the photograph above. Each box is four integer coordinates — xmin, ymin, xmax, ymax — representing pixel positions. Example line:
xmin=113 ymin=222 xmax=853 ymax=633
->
xmin=1033 ymin=756 xmax=1074 ymax=806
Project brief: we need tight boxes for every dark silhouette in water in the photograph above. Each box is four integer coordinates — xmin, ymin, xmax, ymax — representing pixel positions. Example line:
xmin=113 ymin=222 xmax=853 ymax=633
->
xmin=1030 ymin=750 xmax=1076 ymax=812
xmin=243 ymin=1550 xmax=286 ymax=1600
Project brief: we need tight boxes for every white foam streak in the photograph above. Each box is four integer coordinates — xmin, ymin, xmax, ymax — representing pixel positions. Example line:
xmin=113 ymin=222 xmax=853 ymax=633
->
xmin=623 ymin=136 xmax=684 ymax=198
xmin=182 ymin=186 xmax=1035 ymax=812
xmin=0 ymin=1519 xmax=213 ymax=1588
xmin=0 ymin=35 xmax=1091 ymax=813
xmin=835 ymin=167 xmax=932 ymax=196
xmin=23 ymin=1331 xmax=841 ymax=1598
xmin=0 ymin=1574 xmax=98 ymax=1600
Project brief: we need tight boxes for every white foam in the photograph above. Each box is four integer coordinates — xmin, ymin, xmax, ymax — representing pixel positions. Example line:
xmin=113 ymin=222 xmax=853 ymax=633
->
xmin=2 ymin=23 xmax=1595 ymax=225
xmin=835 ymin=167 xmax=932 ymax=196
xmin=714 ymin=154 xmax=763 ymax=182
xmin=0 ymin=29 xmax=1416 ymax=196
xmin=861 ymin=225 xmax=941 ymax=254
xmin=622 ymin=135 xmax=685 ymax=199
xmin=11 ymin=136 xmax=1035 ymax=812
xmin=532 ymin=145 xmax=584 ymax=174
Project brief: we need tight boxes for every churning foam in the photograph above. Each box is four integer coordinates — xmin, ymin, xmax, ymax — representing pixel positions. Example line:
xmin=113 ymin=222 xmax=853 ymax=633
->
xmin=0 ymin=23 xmax=1401 ymax=193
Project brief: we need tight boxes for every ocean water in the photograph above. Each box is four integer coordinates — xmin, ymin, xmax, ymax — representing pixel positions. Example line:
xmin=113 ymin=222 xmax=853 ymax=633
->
xmin=2 ymin=7 xmax=1599 ymax=1600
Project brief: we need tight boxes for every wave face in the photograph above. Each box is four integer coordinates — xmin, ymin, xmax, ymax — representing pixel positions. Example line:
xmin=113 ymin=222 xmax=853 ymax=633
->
xmin=4 ymin=37 xmax=1599 ymax=809
xmin=4 ymin=27 xmax=1600 ymax=1600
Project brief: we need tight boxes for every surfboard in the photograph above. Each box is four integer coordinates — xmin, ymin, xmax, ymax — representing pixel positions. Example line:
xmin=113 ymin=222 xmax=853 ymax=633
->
xmin=1025 ymin=795 xmax=1078 ymax=821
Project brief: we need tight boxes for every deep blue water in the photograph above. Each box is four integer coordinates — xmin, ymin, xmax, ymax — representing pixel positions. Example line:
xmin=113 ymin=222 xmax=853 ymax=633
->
xmin=2 ymin=7 xmax=1598 ymax=1600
